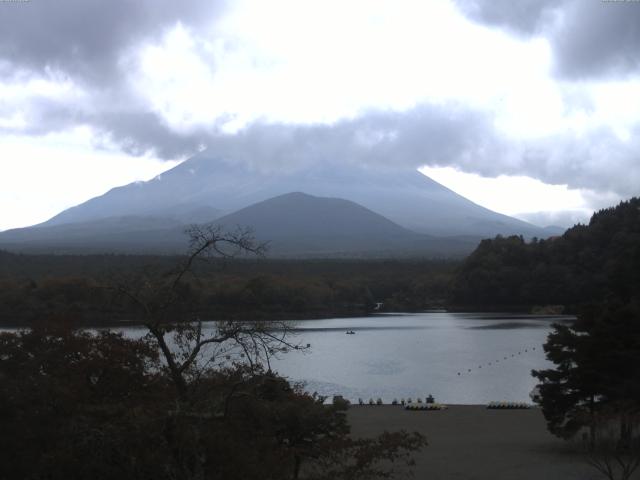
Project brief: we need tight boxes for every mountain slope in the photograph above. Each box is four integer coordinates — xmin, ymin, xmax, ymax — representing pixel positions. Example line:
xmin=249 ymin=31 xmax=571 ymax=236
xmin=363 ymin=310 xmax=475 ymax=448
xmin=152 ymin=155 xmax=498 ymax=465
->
xmin=40 ymin=152 xmax=547 ymax=238
xmin=212 ymin=192 xmax=473 ymax=256
xmin=0 ymin=193 xmax=478 ymax=256
xmin=451 ymin=197 xmax=640 ymax=307
xmin=0 ymin=215 xmax=188 ymax=253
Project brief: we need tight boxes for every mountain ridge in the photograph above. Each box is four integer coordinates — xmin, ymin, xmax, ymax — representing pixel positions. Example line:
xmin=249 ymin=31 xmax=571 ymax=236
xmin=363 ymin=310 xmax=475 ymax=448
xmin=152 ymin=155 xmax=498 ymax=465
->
xmin=0 ymin=152 xmax=564 ymax=256
xmin=0 ymin=192 xmax=478 ymax=257
xmin=40 ymin=152 xmax=550 ymax=238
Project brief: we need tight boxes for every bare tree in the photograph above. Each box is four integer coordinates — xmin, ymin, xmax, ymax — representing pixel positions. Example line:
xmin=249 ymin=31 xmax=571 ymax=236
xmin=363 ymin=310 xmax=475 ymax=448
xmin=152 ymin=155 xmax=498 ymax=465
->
xmin=581 ymin=404 xmax=640 ymax=480
xmin=112 ymin=224 xmax=304 ymax=399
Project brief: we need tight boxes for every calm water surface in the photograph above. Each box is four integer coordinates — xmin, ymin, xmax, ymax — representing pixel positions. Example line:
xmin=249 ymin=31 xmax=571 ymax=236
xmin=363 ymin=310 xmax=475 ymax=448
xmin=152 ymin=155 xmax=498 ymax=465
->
xmin=103 ymin=311 xmax=573 ymax=404
xmin=265 ymin=312 xmax=573 ymax=404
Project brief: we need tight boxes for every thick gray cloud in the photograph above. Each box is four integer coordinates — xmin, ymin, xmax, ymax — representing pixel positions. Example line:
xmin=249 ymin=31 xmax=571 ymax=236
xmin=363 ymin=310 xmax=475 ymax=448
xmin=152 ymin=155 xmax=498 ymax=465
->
xmin=0 ymin=90 xmax=208 ymax=158
xmin=0 ymin=0 xmax=225 ymax=85
xmin=206 ymin=106 xmax=501 ymax=173
xmin=90 ymin=112 xmax=211 ymax=159
xmin=453 ymin=0 xmax=560 ymax=35
xmin=1 ymin=0 xmax=638 ymax=213
xmin=0 ymin=0 xmax=226 ymax=158
xmin=448 ymin=0 xmax=640 ymax=207
xmin=454 ymin=0 xmax=640 ymax=78
xmin=10 ymin=85 xmax=636 ymax=204
xmin=201 ymin=108 xmax=640 ymax=203
xmin=553 ymin=1 xmax=640 ymax=78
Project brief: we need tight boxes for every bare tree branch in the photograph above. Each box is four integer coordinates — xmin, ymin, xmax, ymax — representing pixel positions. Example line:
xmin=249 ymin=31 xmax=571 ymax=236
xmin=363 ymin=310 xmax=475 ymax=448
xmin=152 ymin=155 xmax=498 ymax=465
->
xmin=107 ymin=222 xmax=299 ymax=401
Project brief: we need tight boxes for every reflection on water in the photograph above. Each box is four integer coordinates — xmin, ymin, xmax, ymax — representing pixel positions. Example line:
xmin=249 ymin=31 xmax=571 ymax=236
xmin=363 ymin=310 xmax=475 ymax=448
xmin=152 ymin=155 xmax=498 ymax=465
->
xmin=466 ymin=322 xmax=550 ymax=330
xmin=289 ymin=326 xmax=433 ymax=332
xmin=84 ymin=311 xmax=573 ymax=405
xmin=267 ymin=312 xmax=574 ymax=404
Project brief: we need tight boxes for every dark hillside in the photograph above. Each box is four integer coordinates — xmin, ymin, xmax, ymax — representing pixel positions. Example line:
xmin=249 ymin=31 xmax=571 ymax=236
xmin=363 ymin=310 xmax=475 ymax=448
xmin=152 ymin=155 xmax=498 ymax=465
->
xmin=451 ymin=197 xmax=640 ymax=310
xmin=212 ymin=192 xmax=475 ymax=256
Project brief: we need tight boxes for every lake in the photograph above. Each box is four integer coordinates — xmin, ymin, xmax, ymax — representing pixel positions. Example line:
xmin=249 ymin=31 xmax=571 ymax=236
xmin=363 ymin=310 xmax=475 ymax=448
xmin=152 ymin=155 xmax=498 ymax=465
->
xmin=79 ymin=311 xmax=574 ymax=405
xmin=266 ymin=312 xmax=573 ymax=404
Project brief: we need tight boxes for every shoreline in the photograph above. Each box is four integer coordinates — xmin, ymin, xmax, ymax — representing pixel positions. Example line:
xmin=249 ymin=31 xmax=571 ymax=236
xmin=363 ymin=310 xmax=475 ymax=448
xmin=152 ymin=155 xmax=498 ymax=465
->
xmin=0 ymin=309 xmax=575 ymax=330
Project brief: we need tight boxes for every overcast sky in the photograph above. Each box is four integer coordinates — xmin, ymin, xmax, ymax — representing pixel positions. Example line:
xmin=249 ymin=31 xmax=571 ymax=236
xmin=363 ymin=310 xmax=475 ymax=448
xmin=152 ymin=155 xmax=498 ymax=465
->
xmin=1 ymin=0 xmax=639 ymax=230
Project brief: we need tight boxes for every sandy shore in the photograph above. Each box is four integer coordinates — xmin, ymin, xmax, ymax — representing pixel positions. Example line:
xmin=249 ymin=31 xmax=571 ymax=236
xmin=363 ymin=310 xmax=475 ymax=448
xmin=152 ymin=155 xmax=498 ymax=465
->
xmin=347 ymin=405 xmax=605 ymax=480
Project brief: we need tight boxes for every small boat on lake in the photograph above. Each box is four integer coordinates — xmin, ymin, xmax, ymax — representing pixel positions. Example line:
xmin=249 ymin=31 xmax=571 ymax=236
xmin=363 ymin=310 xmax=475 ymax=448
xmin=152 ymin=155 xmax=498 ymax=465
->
xmin=346 ymin=330 xmax=356 ymax=335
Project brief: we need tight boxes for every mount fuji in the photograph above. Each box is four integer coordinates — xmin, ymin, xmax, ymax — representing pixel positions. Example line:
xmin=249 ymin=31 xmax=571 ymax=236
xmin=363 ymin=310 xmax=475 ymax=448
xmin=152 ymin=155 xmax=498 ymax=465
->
xmin=0 ymin=152 xmax=559 ymax=256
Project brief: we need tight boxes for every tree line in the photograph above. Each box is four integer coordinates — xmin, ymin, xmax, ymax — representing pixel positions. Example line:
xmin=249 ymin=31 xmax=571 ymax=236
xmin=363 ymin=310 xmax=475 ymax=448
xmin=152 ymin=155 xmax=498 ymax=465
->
xmin=452 ymin=198 xmax=640 ymax=311
xmin=0 ymin=252 xmax=456 ymax=326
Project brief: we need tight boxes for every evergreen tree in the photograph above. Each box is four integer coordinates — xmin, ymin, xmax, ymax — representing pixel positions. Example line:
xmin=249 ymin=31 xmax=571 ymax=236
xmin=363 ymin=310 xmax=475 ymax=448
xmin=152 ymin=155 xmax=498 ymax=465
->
xmin=532 ymin=302 xmax=640 ymax=440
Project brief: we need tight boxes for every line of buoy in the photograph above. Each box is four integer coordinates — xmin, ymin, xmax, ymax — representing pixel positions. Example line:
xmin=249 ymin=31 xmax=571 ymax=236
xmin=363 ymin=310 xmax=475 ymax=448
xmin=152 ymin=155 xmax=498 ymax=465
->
xmin=487 ymin=401 xmax=532 ymax=409
xmin=456 ymin=345 xmax=542 ymax=376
